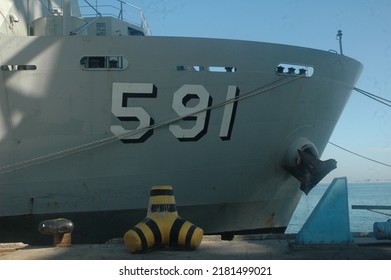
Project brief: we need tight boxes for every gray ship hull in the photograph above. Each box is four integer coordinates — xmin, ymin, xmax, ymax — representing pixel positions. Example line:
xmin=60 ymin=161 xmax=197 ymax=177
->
xmin=0 ymin=35 xmax=362 ymax=244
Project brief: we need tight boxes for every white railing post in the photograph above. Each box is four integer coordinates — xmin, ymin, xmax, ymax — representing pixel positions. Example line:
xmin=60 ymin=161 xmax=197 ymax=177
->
xmin=63 ymin=0 xmax=72 ymax=35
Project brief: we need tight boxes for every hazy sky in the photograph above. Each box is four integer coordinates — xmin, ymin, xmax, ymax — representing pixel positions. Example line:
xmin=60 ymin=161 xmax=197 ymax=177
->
xmin=101 ymin=0 xmax=391 ymax=182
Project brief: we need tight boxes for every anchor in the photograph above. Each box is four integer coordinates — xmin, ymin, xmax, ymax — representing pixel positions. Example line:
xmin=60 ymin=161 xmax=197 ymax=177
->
xmin=283 ymin=149 xmax=337 ymax=195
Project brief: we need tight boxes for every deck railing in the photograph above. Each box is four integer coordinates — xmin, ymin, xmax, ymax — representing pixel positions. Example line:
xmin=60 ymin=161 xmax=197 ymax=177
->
xmin=79 ymin=0 xmax=151 ymax=35
xmin=35 ymin=0 xmax=151 ymax=36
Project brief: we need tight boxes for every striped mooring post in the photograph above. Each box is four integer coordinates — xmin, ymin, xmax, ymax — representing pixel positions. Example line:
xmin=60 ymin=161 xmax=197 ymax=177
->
xmin=123 ymin=185 xmax=203 ymax=253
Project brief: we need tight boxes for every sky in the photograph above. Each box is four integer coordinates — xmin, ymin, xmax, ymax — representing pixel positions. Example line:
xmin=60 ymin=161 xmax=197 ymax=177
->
xmin=100 ymin=0 xmax=391 ymax=182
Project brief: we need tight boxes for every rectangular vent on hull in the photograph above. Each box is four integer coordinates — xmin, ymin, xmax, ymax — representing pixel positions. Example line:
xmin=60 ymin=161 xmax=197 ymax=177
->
xmin=1 ymin=65 xmax=37 ymax=71
xmin=208 ymin=66 xmax=237 ymax=72
xmin=176 ymin=65 xmax=237 ymax=73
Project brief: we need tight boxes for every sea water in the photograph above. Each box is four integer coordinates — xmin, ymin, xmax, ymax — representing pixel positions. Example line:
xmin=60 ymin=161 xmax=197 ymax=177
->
xmin=286 ymin=181 xmax=391 ymax=233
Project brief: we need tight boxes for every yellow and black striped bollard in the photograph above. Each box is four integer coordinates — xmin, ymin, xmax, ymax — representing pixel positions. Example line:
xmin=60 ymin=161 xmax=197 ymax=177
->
xmin=124 ymin=186 xmax=203 ymax=253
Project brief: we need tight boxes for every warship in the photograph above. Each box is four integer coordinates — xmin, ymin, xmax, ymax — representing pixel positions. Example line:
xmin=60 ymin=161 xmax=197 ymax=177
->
xmin=0 ymin=0 xmax=362 ymax=244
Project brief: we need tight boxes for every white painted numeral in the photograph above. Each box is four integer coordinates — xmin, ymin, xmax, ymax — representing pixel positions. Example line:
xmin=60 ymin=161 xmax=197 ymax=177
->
xmin=220 ymin=85 xmax=239 ymax=140
xmin=169 ymin=85 xmax=212 ymax=141
xmin=111 ymin=83 xmax=155 ymax=143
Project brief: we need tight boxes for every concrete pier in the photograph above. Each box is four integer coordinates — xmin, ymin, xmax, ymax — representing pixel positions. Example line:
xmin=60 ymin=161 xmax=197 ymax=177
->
xmin=1 ymin=233 xmax=390 ymax=260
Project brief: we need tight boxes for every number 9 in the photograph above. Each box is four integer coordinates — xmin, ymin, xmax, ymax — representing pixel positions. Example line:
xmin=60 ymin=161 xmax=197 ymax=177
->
xmin=169 ymin=85 xmax=212 ymax=141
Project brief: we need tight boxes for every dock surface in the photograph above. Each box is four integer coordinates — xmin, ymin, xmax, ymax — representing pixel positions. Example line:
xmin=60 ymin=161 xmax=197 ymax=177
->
xmin=1 ymin=234 xmax=390 ymax=260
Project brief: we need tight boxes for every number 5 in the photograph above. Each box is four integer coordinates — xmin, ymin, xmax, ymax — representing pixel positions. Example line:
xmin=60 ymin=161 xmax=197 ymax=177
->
xmin=111 ymin=83 xmax=156 ymax=143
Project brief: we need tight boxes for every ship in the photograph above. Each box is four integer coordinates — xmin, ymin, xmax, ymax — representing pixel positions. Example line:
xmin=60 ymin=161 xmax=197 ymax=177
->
xmin=0 ymin=0 xmax=362 ymax=244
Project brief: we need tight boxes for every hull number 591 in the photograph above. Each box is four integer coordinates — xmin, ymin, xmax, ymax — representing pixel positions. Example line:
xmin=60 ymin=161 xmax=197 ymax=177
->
xmin=111 ymin=83 xmax=239 ymax=143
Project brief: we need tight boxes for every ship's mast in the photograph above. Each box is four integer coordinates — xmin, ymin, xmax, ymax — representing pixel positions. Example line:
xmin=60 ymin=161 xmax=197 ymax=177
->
xmin=336 ymin=30 xmax=343 ymax=55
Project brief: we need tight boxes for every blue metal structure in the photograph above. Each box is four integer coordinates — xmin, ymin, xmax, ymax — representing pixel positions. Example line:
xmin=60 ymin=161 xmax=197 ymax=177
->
xmin=296 ymin=177 xmax=353 ymax=244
